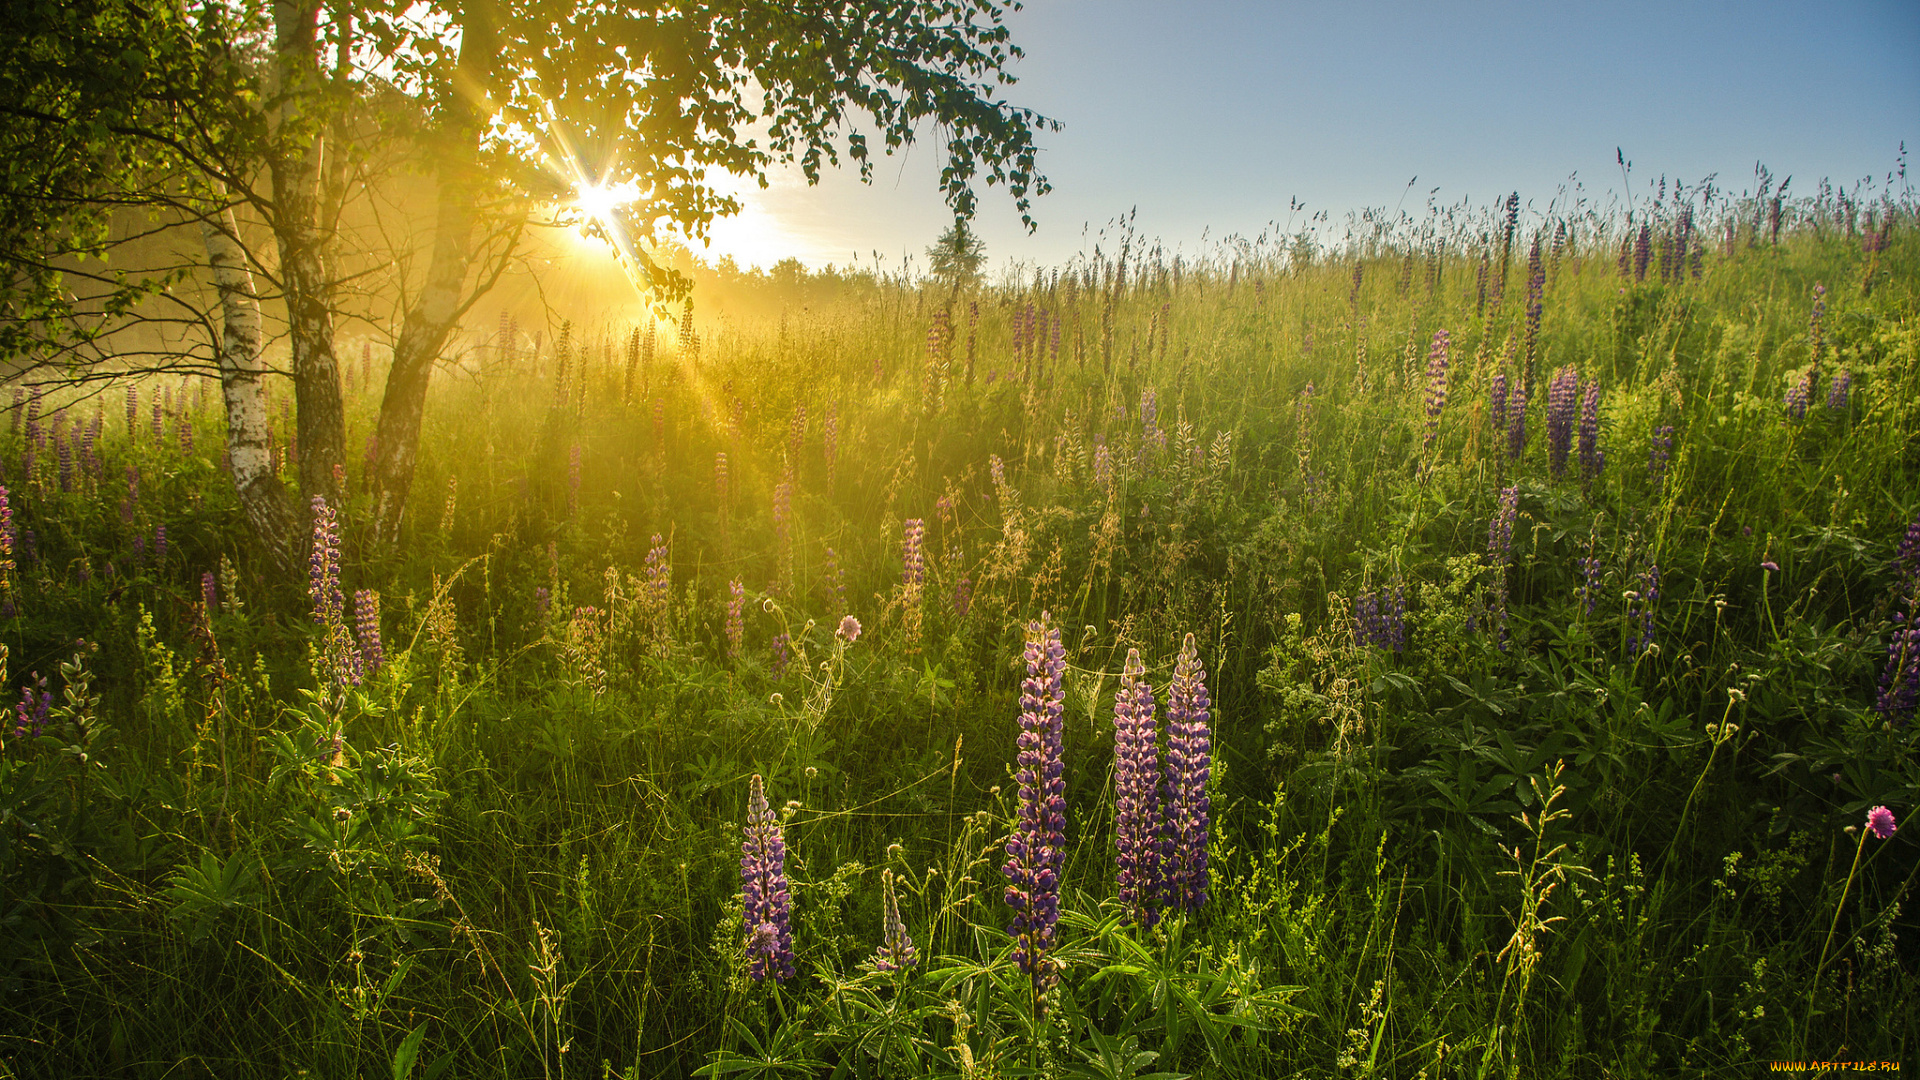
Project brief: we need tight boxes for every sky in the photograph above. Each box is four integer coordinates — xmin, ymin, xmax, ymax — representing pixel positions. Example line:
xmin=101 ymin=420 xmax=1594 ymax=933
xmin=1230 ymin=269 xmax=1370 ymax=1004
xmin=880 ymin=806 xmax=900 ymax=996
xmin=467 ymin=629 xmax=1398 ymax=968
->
xmin=676 ymin=0 xmax=1919 ymax=277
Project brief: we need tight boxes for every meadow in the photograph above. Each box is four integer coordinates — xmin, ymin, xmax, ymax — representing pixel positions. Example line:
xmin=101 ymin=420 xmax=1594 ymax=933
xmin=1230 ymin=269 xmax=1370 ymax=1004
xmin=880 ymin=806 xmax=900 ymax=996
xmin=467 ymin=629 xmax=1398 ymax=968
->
xmin=0 ymin=183 xmax=1916 ymax=1078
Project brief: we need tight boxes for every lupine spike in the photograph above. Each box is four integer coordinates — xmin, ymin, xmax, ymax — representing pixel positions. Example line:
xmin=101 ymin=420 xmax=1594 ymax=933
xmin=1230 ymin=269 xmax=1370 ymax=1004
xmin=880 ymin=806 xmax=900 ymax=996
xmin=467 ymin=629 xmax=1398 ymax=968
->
xmin=740 ymin=774 xmax=795 ymax=982
xmin=1162 ymin=633 xmax=1212 ymax=914
xmin=1112 ymin=647 xmax=1162 ymax=926
xmin=1005 ymin=614 xmax=1066 ymax=997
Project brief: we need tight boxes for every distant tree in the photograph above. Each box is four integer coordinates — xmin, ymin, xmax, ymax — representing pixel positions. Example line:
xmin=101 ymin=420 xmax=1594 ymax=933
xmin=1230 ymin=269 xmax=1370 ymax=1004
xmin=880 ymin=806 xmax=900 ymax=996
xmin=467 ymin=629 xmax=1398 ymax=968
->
xmin=927 ymin=219 xmax=988 ymax=299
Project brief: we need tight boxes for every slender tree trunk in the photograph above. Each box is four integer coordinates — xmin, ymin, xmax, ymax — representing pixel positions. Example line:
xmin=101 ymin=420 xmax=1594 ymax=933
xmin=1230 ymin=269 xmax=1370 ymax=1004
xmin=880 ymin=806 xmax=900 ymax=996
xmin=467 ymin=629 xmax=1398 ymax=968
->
xmin=368 ymin=2 xmax=495 ymax=545
xmin=201 ymin=201 xmax=297 ymax=568
xmin=270 ymin=0 xmax=346 ymax=505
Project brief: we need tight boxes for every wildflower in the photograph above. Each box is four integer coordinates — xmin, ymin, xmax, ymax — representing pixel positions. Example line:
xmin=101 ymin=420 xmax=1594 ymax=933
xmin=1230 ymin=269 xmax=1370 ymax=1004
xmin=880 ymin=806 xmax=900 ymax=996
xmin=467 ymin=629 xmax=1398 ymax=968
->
xmin=1867 ymin=806 xmax=1897 ymax=840
xmin=822 ymin=405 xmax=838 ymax=490
xmin=1877 ymin=599 xmax=1918 ymax=720
xmin=1827 ymin=370 xmax=1852 ymax=412
xmin=1162 ymin=633 xmax=1212 ymax=914
xmin=1489 ymin=370 xmax=1509 ymax=440
xmin=726 ymin=580 xmax=745 ymax=660
xmin=1112 ymin=648 xmax=1162 ymax=926
xmin=770 ymin=632 xmax=791 ymax=678
xmin=0 ymin=486 xmax=12 ymax=588
xmin=1627 ymin=563 xmax=1661 ymax=657
xmin=1761 ymin=561 xmax=1780 ymax=573
xmin=1578 ymin=378 xmax=1605 ymax=485
xmin=1423 ymin=329 xmax=1450 ymax=452
xmin=902 ymin=519 xmax=926 ymax=590
xmin=13 ymin=674 xmax=50 ymax=738
xmin=1785 ymin=372 xmax=1812 ymax=421
xmin=1546 ymin=366 xmax=1579 ymax=478
xmin=1488 ymin=486 xmax=1519 ymax=648
xmin=1506 ymin=379 xmax=1529 ymax=460
xmin=872 ymin=869 xmax=917 ymax=971
xmin=1005 ymin=615 xmax=1066 ymax=995
xmin=201 ymin=571 xmax=218 ymax=614
xmin=309 ymin=497 xmax=359 ymax=687
xmin=1649 ymin=425 xmax=1674 ymax=493
xmin=355 ymin=590 xmax=384 ymax=676
xmin=1354 ymin=586 xmax=1407 ymax=652
xmin=740 ymin=774 xmax=795 ymax=983
xmin=837 ymin=615 xmax=861 ymax=643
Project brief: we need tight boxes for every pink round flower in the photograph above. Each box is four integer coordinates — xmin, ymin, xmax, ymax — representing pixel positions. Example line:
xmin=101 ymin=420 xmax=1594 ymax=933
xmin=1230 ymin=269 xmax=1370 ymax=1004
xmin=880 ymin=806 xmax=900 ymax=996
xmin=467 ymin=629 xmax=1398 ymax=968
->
xmin=836 ymin=615 xmax=862 ymax=643
xmin=1866 ymin=805 xmax=1897 ymax=840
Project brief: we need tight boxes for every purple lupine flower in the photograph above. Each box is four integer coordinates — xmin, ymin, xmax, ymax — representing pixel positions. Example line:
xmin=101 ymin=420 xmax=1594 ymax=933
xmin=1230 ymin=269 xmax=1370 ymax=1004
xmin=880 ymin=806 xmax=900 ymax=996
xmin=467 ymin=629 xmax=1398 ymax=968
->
xmin=310 ymin=497 xmax=344 ymax=625
xmin=1877 ymin=597 xmax=1919 ymax=720
xmin=81 ymin=413 xmax=100 ymax=480
xmin=1423 ymin=329 xmax=1450 ymax=452
xmin=355 ymin=590 xmax=384 ymax=676
xmin=178 ymin=410 xmax=193 ymax=455
xmin=1488 ymin=486 xmax=1519 ymax=649
xmin=535 ymin=586 xmax=551 ymax=619
xmin=56 ymin=427 xmax=72 ymax=493
xmin=1627 ymin=563 xmax=1661 ymax=657
xmin=1578 ymin=550 xmax=1603 ymax=616
xmin=652 ymin=397 xmax=665 ymax=459
xmin=1546 ymin=366 xmax=1579 ymax=479
xmin=1633 ymin=224 xmax=1652 ymax=281
xmin=1140 ymin=387 xmax=1164 ymax=458
xmin=772 ymin=478 xmax=792 ymax=547
xmin=1578 ymin=378 xmax=1605 ymax=486
xmin=836 ymin=614 xmax=861 ymax=643
xmin=1353 ymin=587 xmax=1407 ymax=652
xmin=24 ymin=387 xmax=42 ymax=449
xmin=13 ymin=674 xmax=51 ymax=739
xmin=124 ymin=385 xmax=137 ymax=441
xmin=1112 ymin=647 xmax=1162 ymax=927
xmin=153 ymin=525 xmax=167 ymax=564
xmin=740 ymin=774 xmax=795 ymax=983
xmin=0 ymin=486 xmax=12 ymax=583
xmin=1785 ymin=372 xmax=1812 ymax=422
xmin=902 ymin=518 xmax=925 ymax=591
xmin=725 ymin=579 xmax=744 ymax=660
xmin=151 ymin=400 xmax=163 ymax=440
xmin=953 ymin=575 xmax=973 ymax=618
xmin=309 ymin=497 xmax=360 ymax=686
xmin=133 ymin=536 xmax=146 ymax=565
xmin=1524 ymin=236 xmax=1545 ymax=373
xmin=822 ymin=404 xmax=839 ymax=490
xmin=714 ymin=452 xmax=729 ymax=511
xmin=644 ymin=534 xmax=670 ymax=610
xmin=1093 ymin=440 xmax=1113 ymax=492
xmin=1489 ymin=370 xmax=1509 ymax=441
xmin=1867 ymin=806 xmax=1898 ymax=840
xmin=1808 ymin=283 xmax=1828 ymax=379
xmin=1005 ymin=615 xmax=1066 ymax=996
xmin=1507 ymin=379 xmax=1529 ymax=460
xmin=567 ymin=443 xmax=582 ymax=517
xmin=770 ymin=632 xmax=790 ymax=678
xmin=201 ymin=571 xmax=218 ymax=613
xmin=872 ymin=868 xmax=917 ymax=971
xmin=1827 ymin=370 xmax=1852 ymax=412
xmin=1162 ymin=633 xmax=1212 ymax=914
xmin=823 ymin=546 xmax=847 ymax=616
xmin=1649 ymin=425 xmax=1675 ymax=494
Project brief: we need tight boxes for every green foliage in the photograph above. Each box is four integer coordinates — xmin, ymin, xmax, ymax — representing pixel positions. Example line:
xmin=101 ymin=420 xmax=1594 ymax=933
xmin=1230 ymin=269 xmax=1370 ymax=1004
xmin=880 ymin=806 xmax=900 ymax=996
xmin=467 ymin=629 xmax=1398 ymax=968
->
xmin=1 ymin=195 xmax=1917 ymax=1077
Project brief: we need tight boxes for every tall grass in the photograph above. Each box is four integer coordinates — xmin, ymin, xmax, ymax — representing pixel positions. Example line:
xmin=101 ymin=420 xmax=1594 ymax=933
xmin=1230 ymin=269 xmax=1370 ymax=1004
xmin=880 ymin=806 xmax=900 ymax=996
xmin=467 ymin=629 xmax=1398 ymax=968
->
xmin=0 ymin=178 xmax=1915 ymax=1078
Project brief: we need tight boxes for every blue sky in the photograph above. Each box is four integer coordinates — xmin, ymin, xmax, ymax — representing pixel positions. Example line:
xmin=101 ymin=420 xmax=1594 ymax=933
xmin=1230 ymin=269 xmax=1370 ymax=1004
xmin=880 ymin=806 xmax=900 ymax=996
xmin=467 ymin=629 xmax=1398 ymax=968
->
xmin=692 ymin=0 xmax=1918 ymax=274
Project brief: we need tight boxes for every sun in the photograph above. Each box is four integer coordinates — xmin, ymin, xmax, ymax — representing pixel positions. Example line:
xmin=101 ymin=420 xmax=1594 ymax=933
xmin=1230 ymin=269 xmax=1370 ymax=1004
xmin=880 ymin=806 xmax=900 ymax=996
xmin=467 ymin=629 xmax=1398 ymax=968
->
xmin=574 ymin=181 xmax=628 ymax=226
